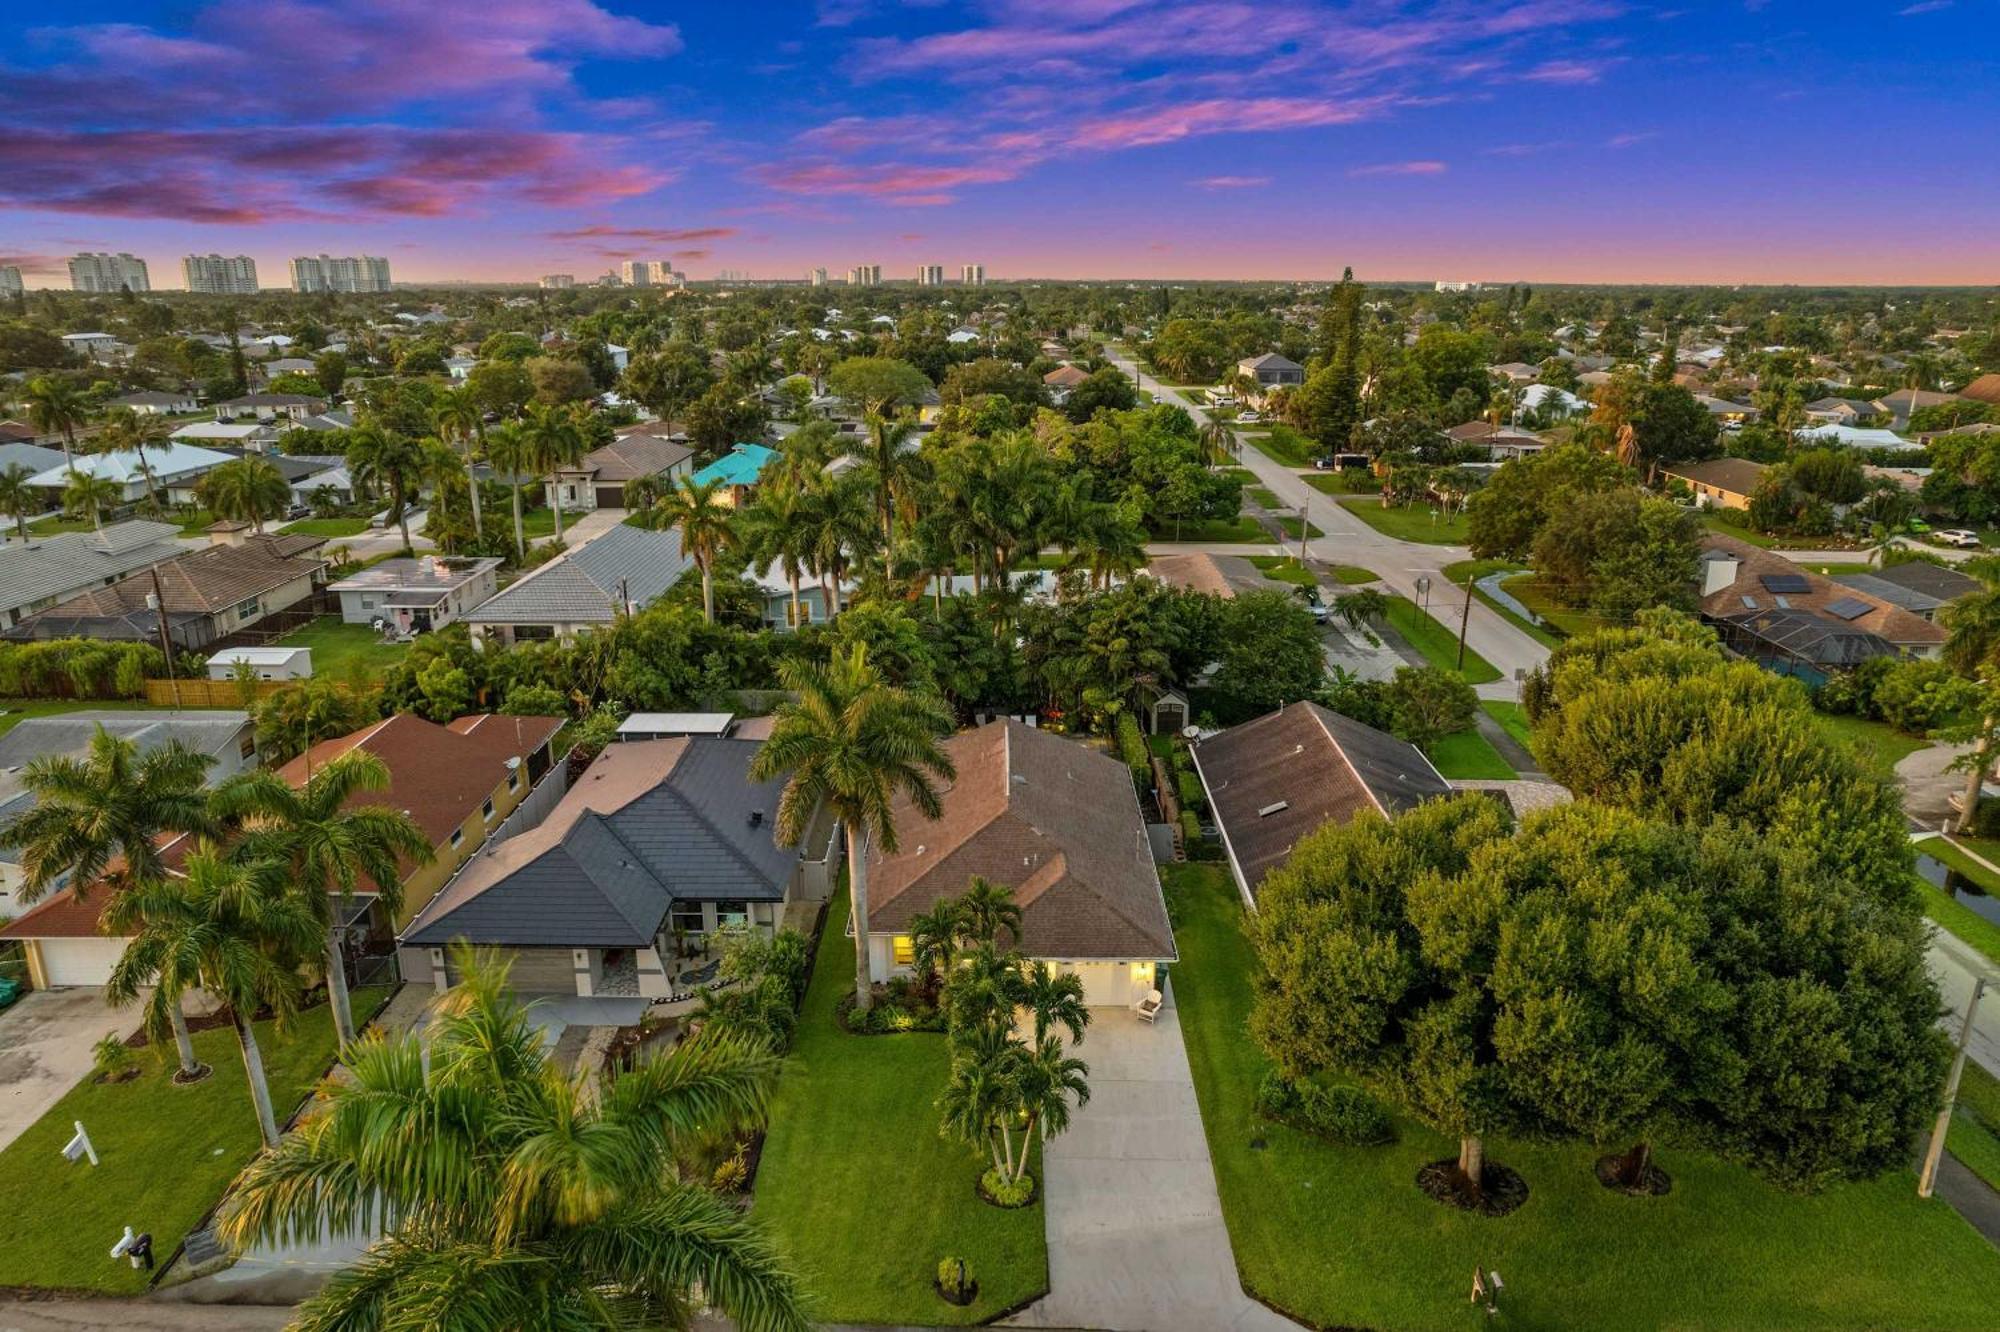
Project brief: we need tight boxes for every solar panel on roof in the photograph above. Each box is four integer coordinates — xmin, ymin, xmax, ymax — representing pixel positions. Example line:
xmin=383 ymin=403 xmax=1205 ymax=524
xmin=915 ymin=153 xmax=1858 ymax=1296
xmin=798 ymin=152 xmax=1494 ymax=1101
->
xmin=1759 ymin=574 xmax=1810 ymax=594
xmin=1825 ymin=596 xmax=1873 ymax=621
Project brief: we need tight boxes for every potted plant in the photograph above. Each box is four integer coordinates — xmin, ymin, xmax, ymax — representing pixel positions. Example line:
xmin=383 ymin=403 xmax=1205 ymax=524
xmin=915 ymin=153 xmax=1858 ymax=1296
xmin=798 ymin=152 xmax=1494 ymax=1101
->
xmin=935 ymin=1256 xmax=978 ymax=1307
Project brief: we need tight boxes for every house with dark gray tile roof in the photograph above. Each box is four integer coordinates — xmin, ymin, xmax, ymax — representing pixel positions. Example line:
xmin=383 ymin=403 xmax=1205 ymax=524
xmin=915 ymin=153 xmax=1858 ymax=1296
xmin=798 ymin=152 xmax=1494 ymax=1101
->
xmin=0 ymin=520 xmax=185 ymax=627
xmin=401 ymin=737 xmax=838 ymax=1002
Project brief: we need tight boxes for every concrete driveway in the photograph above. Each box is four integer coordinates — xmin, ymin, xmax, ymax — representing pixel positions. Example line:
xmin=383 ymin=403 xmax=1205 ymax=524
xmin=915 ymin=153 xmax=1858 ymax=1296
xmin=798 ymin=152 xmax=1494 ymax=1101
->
xmin=0 ymin=988 xmax=139 ymax=1152
xmin=1006 ymin=989 xmax=1295 ymax=1332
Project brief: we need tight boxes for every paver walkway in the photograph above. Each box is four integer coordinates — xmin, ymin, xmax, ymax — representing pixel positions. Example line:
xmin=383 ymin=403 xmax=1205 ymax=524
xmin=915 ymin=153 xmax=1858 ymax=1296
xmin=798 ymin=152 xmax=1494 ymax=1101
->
xmin=1005 ymin=987 xmax=1295 ymax=1332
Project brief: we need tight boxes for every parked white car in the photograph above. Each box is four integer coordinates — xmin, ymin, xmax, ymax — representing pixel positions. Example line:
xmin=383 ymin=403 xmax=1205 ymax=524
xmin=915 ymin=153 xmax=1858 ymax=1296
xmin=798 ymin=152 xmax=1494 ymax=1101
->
xmin=1936 ymin=529 xmax=1983 ymax=549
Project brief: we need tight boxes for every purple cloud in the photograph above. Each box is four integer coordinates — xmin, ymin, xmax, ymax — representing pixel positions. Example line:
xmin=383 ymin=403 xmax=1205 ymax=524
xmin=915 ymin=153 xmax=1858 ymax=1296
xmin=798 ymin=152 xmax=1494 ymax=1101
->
xmin=1348 ymin=160 xmax=1448 ymax=176
xmin=1192 ymin=175 xmax=1272 ymax=189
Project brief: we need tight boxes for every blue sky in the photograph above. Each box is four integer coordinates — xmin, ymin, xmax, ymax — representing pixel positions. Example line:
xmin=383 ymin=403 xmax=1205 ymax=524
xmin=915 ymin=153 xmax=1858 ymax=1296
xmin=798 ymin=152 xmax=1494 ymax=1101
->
xmin=0 ymin=0 xmax=1994 ymax=285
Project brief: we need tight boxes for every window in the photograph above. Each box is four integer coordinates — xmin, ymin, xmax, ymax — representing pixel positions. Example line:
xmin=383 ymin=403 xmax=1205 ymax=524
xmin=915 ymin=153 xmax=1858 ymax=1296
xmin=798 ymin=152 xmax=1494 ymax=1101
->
xmin=233 ymin=596 xmax=261 ymax=620
xmin=482 ymin=797 xmax=495 ymax=821
xmin=449 ymin=828 xmax=464 ymax=849
xmin=715 ymin=900 xmax=749 ymax=928
xmin=360 ymin=596 xmax=377 ymax=611
xmin=892 ymin=935 xmax=914 ymax=967
xmin=238 ymin=734 xmax=256 ymax=759
xmin=671 ymin=902 xmax=706 ymax=934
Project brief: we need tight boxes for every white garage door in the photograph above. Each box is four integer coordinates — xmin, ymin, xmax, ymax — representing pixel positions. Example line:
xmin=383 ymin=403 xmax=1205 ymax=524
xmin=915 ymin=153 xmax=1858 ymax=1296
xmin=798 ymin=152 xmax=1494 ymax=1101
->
xmin=38 ymin=937 xmax=130 ymax=987
xmin=1063 ymin=961 xmax=1144 ymax=1009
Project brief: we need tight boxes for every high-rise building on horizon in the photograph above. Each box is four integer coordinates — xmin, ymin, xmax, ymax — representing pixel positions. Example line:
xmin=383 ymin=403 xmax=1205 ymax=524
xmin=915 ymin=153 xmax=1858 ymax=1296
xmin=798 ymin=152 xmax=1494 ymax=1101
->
xmin=847 ymin=264 xmax=882 ymax=286
xmin=69 ymin=252 xmax=150 ymax=293
xmin=290 ymin=254 xmax=391 ymax=293
xmin=810 ymin=267 xmax=828 ymax=287
xmin=619 ymin=260 xmax=685 ymax=287
xmin=917 ymin=264 xmax=944 ymax=286
xmin=182 ymin=253 xmax=258 ymax=295
xmin=540 ymin=273 xmax=575 ymax=289
xmin=961 ymin=264 xmax=985 ymax=286
xmin=0 ymin=267 xmax=21 ymax=297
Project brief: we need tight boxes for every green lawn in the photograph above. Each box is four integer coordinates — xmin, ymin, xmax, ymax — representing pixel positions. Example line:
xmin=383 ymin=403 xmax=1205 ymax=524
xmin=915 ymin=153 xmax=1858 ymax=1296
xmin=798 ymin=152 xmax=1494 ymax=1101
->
xmin=0 ymin=987 xmax=390 ymax=1293
xmin=280 ymin=516 xmax=370 ymax=538
xmin=1380 ymin=596 xmax=1502 ymax=684
xmin=1502 ymin=575 xmax=1619 ymax=638
xmin=1303 ymin=471 xmax=1378 ymax=495
xmin=1273 ymin=515 xmax=1325 ymax=541
xmin=1148 ymin=515 xmax=1267 ymax=544
xmin=1425 ymin=727 xmax=1515 ymax=779
xmin=1246 ymin=555 xmax=1314 ymax=588
xmin=1442 ymin=558 xmax=1521 ymax=584
xmin=1336 ymin=497 xmax=1469 ymax=544
xmin=1813 ymin=713 xmax=1931 ymax=780
xmin=1481 ymin=699 xmax=1535 ymax=750
xmin=272 ymin=617 xmax=410 ymax=681
xmin=1699 ymin=513 xmax=1864 ymax=553
xmin=1239 ymin=425 xmax=1315 ymax=467
xmin=1330 ymin=564 xmax=1378 ymax=585
xmin=1912 ymin=837 xmax=2000 ymax=966
xmin=753 ymin=889 xmax=1047 ymax=1325
xmin=1163 ymin=862 xmax=2000 ymax=1332
xmin=1247 ymin=486 xmax=1283 ymax=510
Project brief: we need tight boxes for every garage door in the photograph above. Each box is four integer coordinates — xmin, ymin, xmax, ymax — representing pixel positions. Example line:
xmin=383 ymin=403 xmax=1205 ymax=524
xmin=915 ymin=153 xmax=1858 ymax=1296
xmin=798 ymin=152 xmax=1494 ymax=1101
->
xmin=595 ymin=486 xmax=625 ymax=509
xmin=1063 ymin=961 xmax=1141 ymax=1008
xmin=38 ymin=938 xmax=130 ymax=987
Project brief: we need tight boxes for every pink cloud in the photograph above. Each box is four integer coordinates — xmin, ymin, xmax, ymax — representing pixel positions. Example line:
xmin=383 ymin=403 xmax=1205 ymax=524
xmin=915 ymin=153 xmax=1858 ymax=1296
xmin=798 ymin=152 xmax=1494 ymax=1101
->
xmin=752 ymin=161 xmax=1019 ymax=200
xmin=1348 ymin=160 xmax=1447 ymax=176
xmin=1520 ymin=58 xmax=1611 ymax=83
xmin=1070 ymin=96 xmax=1379 ymax=149
xmin=544 ymin=225 xmax=739 ymax=243
xmin=1192 ymin=175 xmax=1271 ymax=189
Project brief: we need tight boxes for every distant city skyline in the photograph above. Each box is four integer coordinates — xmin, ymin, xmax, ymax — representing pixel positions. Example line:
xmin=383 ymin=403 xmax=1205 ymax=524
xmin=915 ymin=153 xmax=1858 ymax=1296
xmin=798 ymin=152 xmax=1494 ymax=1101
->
xmin=0 ymin=1 xmax=1994 ymax=287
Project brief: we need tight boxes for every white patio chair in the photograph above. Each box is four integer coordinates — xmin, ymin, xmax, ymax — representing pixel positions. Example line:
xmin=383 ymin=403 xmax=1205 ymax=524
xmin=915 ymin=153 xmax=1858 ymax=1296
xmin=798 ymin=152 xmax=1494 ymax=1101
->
xmin=1134 ymin=988 xmax=1164 ymax=1023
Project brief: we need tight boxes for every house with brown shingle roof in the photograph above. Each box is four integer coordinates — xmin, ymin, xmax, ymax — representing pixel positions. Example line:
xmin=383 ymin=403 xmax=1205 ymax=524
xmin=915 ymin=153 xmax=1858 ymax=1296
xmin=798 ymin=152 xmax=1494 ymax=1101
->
xmin=1191 ymin=701 xmax=1453 ymax=906
xmin=548 ymin=433 xmax=695 ymax=513
xmin=1 ymin=530 xmax=329 ymax=650
xmin=864 ymin=718 xmax=1174 ymax=1007
xmin=1660 ymin=458 xmax=1768 ymax=511
xmin=1698 ymin=533 xmax=1945 ymax=680
xmin=0 ymin=712 xmax=559 ymax=991
xmin=1959 ymin=373 xmax=2000 ymax=407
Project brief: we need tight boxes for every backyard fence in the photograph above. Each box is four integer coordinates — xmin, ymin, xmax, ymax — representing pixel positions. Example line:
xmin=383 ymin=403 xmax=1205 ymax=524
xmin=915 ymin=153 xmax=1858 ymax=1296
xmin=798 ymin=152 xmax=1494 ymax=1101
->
xmin=141 ymin=677 xmax=289 ymax=707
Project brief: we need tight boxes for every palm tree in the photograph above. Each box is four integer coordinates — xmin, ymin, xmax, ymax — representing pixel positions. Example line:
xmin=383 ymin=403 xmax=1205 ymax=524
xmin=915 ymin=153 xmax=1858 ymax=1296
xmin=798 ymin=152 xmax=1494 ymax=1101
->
xmin=211 ymin=751 xmax=434 ymax=1048
xmin=938 ymin=1040 xmax=1024 ymax=1180
xmin=908 ymin=900 xmax=964 ymax=1002
xmin=344 ymin=423 xmax=425 ymax=552
xmin=864 ymin=413 xmax=919 ymax=546
xmin=93 ymin=408 xmax=169 ymax=514
xmin=217 ymin=950 xmax=812 ymax=1331
xmin=414 ymin=436 xmax=469 ymax=553
xmin=750 ymin=644 xmax=955 ymax=1012
xmin=1941 ymin=562 xmax=2000 ymax=832
xmin=61 ymin=468 xmax=121 ymax=532
xmin=1014 ymin=1033 xmax=1090 ymax=1150
xmin=795 ymin=473 xmax=875 ymax=618
xmin=1 ymin=728 xmax=217 ymax=1079
xmin=1013 ymin=960 xmax=1089 ymax=1045
xmin=739 ymin=484 xmax=812 ymax=628
xmin=24 ymin=375 xmax=86 ymax=467
xmin=652 ymin=476 xmax=740 ymax=624
xmin=196 ymin=457 xmax=291 ymax=534
xmin=432 ymin=387 xmax=485 ymax=542
xmin=484 ymin=419 xmax=532 ymax=560
xmin=0 ymin=462 xmax=37 ymax=542
xmin=523 ymin=402 xmax=586 ymax=545
xmin=105 ymin=849 xmax=321 ymax=1148
xmin=958 ymin=875 xmax=1024 ymax=947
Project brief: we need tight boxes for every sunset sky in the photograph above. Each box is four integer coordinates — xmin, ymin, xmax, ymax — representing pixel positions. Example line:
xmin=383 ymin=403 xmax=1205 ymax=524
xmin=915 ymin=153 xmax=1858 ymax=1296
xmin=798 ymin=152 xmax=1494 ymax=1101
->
xmin=0 ymin=0 xmax=1993 ymax=287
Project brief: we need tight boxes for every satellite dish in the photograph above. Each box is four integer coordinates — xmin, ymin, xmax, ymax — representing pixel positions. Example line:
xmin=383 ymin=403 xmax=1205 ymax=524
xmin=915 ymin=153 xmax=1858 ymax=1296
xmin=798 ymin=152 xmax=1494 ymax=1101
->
xmin=1181 ymin=725 xmax=1201 ymax=740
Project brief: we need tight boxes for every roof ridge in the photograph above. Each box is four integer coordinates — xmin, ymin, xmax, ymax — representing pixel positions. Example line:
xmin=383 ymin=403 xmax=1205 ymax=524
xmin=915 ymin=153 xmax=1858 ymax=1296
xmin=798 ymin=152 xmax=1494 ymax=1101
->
xmin=632 ymin=768 xmax=780 ymax=891
xmin=569 ymin=808 xmax=672 ymax=934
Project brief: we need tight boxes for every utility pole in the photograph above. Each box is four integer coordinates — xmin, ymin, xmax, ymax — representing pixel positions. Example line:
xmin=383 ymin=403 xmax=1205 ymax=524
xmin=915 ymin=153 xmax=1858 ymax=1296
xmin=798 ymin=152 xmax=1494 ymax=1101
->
xmin=1920 ymin=975 xmax=1987 ymax=1198
xmin=1456 ymin=575 xmax=1474 ymax=672
xmin=148 ymin=565 xmax=181 ymax=709
xmin=1296 ymin=503 xmax=1310 ymax=564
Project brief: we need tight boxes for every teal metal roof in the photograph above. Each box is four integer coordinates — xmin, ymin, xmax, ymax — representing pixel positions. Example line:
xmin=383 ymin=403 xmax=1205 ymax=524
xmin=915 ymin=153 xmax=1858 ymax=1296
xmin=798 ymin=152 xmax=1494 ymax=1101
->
xmin=692 ymin=443 xmax=776 ymax=488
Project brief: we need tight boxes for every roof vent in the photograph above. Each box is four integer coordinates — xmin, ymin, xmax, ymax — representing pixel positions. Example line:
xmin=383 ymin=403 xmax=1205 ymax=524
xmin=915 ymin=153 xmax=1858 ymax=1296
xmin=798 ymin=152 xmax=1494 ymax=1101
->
xmin=1258 ymin=800 xmax=1290 ymax=817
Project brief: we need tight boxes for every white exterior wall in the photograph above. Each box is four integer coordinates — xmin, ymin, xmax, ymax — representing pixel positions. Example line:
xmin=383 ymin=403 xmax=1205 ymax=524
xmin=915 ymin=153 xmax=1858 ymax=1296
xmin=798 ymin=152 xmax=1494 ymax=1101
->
xmin=867 ymin=934 xmax=1158 ymax=1008
xmin=34 ymin=936 xmax=130 ymax=987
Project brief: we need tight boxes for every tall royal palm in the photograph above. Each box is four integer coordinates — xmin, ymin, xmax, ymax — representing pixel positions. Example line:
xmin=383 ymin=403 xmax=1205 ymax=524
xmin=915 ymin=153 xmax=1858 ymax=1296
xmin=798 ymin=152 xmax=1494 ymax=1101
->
xmin=523 ymin=402 xmax=586 ymax=545
xmin=24 ymin=375 xmax=86 ymax=467
xmin=739 ymin=483 xmax=812 ymax=628
xmin=61 ymin=468 xmax=121 ymax=532
xmin=197 ymin=456 xmax=291 ymax=533
xmin=345 ymin=423 xmax=425 ymax=552
xmin=1941 ymin=556 xmax=2000 ymax=831
xmin=105 ymin=849 xmax=321 ymax=1148
xmin=652 ymin=476 xmax=740 ymax=624
xmin=484 ymin=419 xmax=532 ymax=560
xmin=432 ymin=387 xmax=485 ymax=542
xmin=864 ymin=412 xmax=920 ymax=546
xmin=0 ymin=462 xmax=35 ymax=543
xmin=212 ymin=750 xmax=433 ymax=1048
xmin=1 ymin=728 xmax=217 ymax=1078
xmin=218 ymin=951 xmax=812 ymax=1332
xmin=751 ymin=643 xmax=954 ymax=1011
xmin=94 ymin=407 xmax=169 ymax=513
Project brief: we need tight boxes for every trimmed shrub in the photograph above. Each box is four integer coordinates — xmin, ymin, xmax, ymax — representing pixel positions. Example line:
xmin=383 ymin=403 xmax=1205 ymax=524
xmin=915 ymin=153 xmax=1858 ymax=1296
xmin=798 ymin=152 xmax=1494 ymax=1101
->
xmin=978 ymin=1167 xmax=1036 ymax=1208
xmin=1179 ymin=808 xmax=1201 ymax=845
xmin=1115 ymin=712 xmax=1150 ymax=780
xmin=936 ymin=1257 xmax=976 ymax=1301
xmin=1256 ymin=1071 xmax=1396 ymax=1146
xmin=1175 ymin=769 xmax=1205 ymax=811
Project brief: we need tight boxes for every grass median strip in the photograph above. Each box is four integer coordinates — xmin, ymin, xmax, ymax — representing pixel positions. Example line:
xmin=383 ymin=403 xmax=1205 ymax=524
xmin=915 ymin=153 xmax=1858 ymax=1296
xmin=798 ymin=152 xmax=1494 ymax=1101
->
xmin=1380 ymin=595 xmax=1501 ymax=684
xmin=1335 ymin=497 xmax=1469 ymax=544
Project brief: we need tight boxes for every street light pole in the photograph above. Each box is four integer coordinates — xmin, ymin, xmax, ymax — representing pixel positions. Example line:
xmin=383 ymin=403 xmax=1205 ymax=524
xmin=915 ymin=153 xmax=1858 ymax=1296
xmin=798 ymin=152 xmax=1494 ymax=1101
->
xmin=1920 ymin=975 xmax=1988 ymax=1198
xmin=1456 ymin=575 xmax=1474 ymax=672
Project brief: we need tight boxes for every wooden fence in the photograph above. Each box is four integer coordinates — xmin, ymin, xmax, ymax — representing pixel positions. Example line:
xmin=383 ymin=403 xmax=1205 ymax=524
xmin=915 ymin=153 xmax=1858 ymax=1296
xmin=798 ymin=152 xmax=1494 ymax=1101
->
xmin=141 ymin=677 xmax=290 ymax=707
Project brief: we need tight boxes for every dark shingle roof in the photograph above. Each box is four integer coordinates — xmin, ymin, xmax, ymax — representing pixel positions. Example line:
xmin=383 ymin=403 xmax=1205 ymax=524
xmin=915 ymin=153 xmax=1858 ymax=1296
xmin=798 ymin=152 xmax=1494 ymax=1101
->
xmin=1192 ymin=701 xmax=1450 ymax=900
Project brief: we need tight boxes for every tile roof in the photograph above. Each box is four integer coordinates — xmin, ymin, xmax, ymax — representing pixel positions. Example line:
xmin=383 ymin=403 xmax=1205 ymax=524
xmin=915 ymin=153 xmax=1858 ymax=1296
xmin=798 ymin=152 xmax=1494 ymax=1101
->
xmin=1043 ymin=365 xmax=1089 ymax=388
xmin=1241 ymin=352 xmax=1303 ymax=372
xmin=465 ymin=523 xmax=689 ymax=626
xmin=1192 ymin=701 xmax=1451 ymax=900
xmin=0 ymin=521 xmax=185 ymax=615
xmin=693 ymin=443 xmax=777 ymax=489
xmin=564 ymin=435 xmax=694 ymax=483
xmin=20 ymin=533 xmax=327 ymax=621
xmin=1959 ymin=374 xmax=2000 ymax=406
xmin=28 ymin=442 xmax=236 ymax=487
xmin=866 ymin=720 xmax=1174 ymax=961
xmin=276 ymin=713 xmax=561 ymax=891
xmin=1698 ymin=533 xmax=1946 ymax=648
xmin=403 ymin=738 xmax=799 ymax=948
